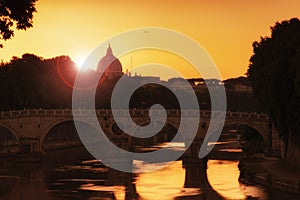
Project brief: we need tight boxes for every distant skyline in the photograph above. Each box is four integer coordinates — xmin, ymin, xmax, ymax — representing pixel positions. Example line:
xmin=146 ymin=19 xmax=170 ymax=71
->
xmin=1 ymin=0 xmax=299 ymax=80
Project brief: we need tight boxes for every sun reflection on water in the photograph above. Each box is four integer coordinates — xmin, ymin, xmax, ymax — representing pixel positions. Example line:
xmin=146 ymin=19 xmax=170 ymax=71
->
xmin=207 ymin=160 xmax=267 ymax=200
xmin=135 ymin=161 xmax=185 ymax=200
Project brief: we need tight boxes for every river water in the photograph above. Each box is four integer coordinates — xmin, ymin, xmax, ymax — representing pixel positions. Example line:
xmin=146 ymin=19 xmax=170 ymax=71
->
xmin=0 ymin=147 xmax=298 ymax=200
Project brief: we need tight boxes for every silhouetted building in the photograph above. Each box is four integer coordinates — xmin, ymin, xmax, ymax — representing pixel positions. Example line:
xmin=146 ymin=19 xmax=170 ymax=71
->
xmin=97 ymin=44 xmax=123 ymax=79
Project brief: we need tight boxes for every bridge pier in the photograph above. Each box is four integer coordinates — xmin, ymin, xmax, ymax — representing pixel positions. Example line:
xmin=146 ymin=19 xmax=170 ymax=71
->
xmin=266 ymin=122 xmax=273 ymax=155
xmin=182 ymin=157 xmax=208 ymax=188
xmin=99 ymin=136 xmax=134 ymax=172
xmin=178 ymin=157 xmax=224 ymax=199
xmin=184 ymin=139 xmax=203 ymax=158
xmin=19 ymin=138 xmax=41 ymax=154
xmin=106 ymin=168 xmax=139 ymax=199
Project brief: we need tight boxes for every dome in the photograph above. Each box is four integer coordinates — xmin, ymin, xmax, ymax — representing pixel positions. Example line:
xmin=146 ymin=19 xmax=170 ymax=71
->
xmin=97 ymin=44 xmax=123 ymax=79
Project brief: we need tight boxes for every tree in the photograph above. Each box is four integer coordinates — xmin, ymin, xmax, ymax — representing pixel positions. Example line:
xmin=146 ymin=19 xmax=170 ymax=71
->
xmin=0 ymin=0 xmax=37 ymax=47
xmin=247 ymin=18 xmax=300 ymax=168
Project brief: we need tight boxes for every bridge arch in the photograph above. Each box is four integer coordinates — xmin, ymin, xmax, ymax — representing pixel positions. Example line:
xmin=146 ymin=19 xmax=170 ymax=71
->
xmin=130 ymin=120 xmax=183 ymax=147
xmin=0 ymin=124 xmax=19 ymax=141
xmin=223 ymin=121 xmax=268 ymax=142
xmin=0 ymin=124 xmax=19 ymax=149
xmin=203 ymin=120 xmax=268 ymax=157
xmin=41 ymin=119 xmax=99 ymax=145
xmin=129 ymin=118 xmax=181 ymax=135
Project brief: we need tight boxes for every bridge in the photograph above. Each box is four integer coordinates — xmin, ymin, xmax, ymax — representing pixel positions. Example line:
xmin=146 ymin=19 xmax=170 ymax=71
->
xmin=0 ymin=109 xmax=280 ymax=157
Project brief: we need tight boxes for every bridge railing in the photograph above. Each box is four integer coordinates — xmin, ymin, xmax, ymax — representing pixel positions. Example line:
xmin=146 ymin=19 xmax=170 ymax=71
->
xmin=226 ymin=111 xmax=268 ymax=120
xmin=0 ymin=109 xmax=268 ymax=120
xmin=0 ymin=109 xmax=74 ymax=118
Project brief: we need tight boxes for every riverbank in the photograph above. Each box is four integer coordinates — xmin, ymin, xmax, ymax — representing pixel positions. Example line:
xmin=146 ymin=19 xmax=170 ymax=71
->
xmin=239 ymin=154 xmax=300 ymax=195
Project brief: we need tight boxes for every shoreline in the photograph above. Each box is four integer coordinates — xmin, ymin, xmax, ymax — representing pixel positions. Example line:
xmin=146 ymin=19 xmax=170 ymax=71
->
xmin=238 ymin=154 xmax=300 ymax=195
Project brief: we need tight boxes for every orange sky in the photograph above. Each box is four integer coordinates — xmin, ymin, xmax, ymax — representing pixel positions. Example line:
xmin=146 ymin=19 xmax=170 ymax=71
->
xmin=1 ymin=0 xmax=299 ymax=80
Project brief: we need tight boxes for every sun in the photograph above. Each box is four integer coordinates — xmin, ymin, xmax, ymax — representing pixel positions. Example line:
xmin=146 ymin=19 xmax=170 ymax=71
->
xmin=73 ymin=55 xmax=86 ymax=70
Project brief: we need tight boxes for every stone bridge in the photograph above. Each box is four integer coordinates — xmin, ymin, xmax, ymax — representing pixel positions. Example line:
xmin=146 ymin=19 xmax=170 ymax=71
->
xmin=0 ymin=109 xmax=280 ymax=156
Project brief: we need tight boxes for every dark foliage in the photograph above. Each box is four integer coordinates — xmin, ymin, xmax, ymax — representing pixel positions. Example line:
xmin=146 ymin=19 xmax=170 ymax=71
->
xmin=0 ymin=0 xmax=37 ymax=47
xmin=0 ymin=54 xmax=89 ymax=110
xmin=247 ymin=18 xmax=300 ymax=138
xmin=247 ymin=18 xmax=300 ymax=167
xmin=0 ymin=53 xmax=262 ymax=113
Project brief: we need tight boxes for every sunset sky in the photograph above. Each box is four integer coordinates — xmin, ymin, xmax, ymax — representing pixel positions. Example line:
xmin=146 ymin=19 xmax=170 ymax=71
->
xmin=1 ymin=0 xmax=299 ymax=80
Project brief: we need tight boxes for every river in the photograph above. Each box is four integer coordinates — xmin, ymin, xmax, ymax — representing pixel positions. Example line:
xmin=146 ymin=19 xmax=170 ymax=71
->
xmin=0 ymin=146 xmax=298 ymax=200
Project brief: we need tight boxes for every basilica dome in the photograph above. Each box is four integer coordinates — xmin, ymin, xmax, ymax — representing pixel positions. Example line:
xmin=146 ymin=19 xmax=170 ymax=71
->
xmin=97 ymin=44 xmax=123 ymax=79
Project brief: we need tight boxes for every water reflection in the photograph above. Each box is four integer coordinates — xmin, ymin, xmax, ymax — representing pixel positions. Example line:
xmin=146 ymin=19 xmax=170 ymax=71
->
xmin=0 ymin=147 xmax=298 ymax=200
xmin=207 ymin=160 xmax=267 ymax=199
xmin=176 ymin=158 xmax=223 ymax=199
xmin=136 ymin=161 xmax=185 ymax=200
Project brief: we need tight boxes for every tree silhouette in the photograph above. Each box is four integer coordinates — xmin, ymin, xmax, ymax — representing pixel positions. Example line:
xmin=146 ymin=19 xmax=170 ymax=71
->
xmin=247 ymin=18 xmax=300 ymax=168
xmin=0 ymin=0 xmax=37 ymax=47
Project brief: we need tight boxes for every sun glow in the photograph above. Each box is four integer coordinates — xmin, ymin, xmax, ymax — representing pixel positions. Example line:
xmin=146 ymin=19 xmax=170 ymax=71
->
xmin=73 ymin=55 xmax=87 ymax=70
